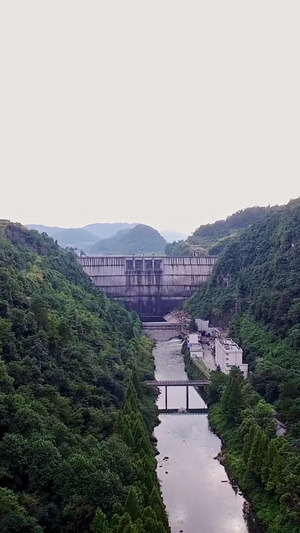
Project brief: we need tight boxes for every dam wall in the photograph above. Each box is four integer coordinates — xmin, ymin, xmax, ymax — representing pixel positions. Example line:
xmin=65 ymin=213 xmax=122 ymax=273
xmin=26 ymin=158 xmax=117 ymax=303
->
xmin=77 ymin=255 xmax=217 ymax=316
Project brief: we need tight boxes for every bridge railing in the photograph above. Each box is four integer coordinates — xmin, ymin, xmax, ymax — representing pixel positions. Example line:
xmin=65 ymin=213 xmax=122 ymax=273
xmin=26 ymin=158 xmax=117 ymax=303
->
xmin=145 ymin=379 xmax=210 ymax=387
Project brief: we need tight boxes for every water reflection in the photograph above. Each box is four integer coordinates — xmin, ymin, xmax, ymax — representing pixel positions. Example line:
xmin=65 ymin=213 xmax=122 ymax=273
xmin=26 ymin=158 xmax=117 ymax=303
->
xmin=153 ymin=338 xmax=260 ymax=533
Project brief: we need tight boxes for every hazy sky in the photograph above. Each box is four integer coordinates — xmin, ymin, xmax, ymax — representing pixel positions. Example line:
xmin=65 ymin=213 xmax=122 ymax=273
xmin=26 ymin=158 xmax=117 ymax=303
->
xmin=1 ymin=2 xmax=299 ymax=235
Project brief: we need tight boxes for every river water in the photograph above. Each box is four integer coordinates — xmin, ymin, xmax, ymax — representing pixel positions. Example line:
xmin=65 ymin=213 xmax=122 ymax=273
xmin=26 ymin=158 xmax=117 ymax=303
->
xmin=153 ymin=338 xmax=261 ymax=533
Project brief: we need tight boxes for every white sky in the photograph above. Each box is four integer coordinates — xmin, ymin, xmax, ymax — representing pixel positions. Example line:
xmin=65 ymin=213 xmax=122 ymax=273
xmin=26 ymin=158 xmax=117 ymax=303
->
xmin=1 ymin=1 xmax=299 ymax=235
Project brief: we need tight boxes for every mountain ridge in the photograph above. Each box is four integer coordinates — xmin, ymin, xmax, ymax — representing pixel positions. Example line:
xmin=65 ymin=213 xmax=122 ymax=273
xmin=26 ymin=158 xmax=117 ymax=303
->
xmin=27 ymin=222 xmax=174 ymax=253
xmin=90 ymin=224 xmax=167 ymax=255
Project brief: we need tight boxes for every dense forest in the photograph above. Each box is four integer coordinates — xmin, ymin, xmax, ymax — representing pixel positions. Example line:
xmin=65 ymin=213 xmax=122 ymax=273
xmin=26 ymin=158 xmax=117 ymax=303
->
xmin=90 ymin=224 xmax=166 ymax=255
xmin=185 ymin=198 xmax=300 ymax=530
xmin=0 ymin=221 xmax=169 ymax=532
xmin=208 ymin=368 xmax=300 ymax=532
xmin=187 ymin=198 xmax=300 ymax=426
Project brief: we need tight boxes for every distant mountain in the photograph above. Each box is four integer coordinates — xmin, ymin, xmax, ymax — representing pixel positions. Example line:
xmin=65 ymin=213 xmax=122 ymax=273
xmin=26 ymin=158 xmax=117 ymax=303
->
xmin=27 ymin=224 xmax=63 ymax=238
xmin=28 ymin=225 xmax=97 ymax=252
xmin=27 ymin=222 xmax=138 ymax=252
xmin=160 ymin=229 xmax=188 ymax=243
xmin=53 ymin=228 xmax=97 ymax=247
xmin=83 ymin=222 xmax=137 ymax=239
xmin=90 ymin=224 xmax=167 ymax=255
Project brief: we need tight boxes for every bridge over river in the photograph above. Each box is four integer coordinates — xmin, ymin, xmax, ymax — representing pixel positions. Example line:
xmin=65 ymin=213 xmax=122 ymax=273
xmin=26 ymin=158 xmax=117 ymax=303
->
xmin=145 ymin=379 xmax=210 ymax=413
xmin=77 ymin=255 xmax=217 ymax=316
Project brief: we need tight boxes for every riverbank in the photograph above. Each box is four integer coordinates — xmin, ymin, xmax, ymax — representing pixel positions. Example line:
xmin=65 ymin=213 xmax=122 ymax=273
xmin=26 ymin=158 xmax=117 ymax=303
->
xmin=208 ymin=404 xmax=268 ymax=533
xmin=206 ymin=368 xmax=300 ymax=533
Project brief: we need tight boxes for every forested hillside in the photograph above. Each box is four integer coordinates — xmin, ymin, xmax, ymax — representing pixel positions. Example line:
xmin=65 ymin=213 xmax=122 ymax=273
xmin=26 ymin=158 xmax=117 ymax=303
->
xmin=187 ymin=198 xmax=300 ymax=426
xmin=186 ymin=199 xmax=300 ymax=532
xmin=188 ymin=205 xmax=278 ymax=253
xmin=208 ymin=368 xmax=300 ymax=532
xmin=163 ymin=206 xmax=278 ymax=256
xmin=0 ymin=222 xmax=169 ymax=532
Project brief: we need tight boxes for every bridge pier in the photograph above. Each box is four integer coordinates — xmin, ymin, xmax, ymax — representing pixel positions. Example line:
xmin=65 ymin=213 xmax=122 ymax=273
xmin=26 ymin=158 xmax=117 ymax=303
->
xmin=165 ymin=385 xmax=168 ymax=410
xmin=186 ymin=385 xmax=189 ymax=410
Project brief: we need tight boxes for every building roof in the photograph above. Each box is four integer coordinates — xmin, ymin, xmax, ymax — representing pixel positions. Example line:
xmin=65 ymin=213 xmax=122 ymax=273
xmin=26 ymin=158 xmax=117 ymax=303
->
xmin=216 ymin=338 xmax=242 ymax=351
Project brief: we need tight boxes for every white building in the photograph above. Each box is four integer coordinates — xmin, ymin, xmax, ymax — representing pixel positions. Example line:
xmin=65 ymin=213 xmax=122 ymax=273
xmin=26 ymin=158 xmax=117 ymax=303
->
xmin=188 ymin=333 xmax=202 ymax=352
xmin=215 ymin=338 xmax=248 ymax=378
xmin=195 ymin=318 xmax=220 ymax=337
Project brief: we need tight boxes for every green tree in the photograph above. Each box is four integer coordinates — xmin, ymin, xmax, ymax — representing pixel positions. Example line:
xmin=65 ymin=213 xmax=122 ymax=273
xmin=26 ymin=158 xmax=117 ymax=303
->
xmin=247 ymin=427 xmax=267 ymax=476
xmin=243 ymin=423 xmax=258 ymax=463
xmin=116 ymin=512 xmax=133 ymax=533
xmin=124 ymin=486 xmax=141 ymax=521
xmin=91 ymin=508 xmax=110 ymax=533
xmin=221 ymin=367 xmax=243 ymax=425
xmin=131 ymin=369 xmax=142 ymax=399
xmin=149 ymin=486 xmax=168 ymax=528
xmin=207 ymin=369 xmax=227 ymax=405
xmin=254 ymin=399 xmax=276 ymax=436
xmin=0 ymin=488 xmax=42 ymax=533
xmin=266 ymin=441 xmax=285 ymax=492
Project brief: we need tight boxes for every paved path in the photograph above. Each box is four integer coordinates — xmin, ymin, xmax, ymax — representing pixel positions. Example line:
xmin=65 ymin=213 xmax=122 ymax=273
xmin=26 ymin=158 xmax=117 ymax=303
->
xmin=190 ymin=340 xmax=216 ymax=373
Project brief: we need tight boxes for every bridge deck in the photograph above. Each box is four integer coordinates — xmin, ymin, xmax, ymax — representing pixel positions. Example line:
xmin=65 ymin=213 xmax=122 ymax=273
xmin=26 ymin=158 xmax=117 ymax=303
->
xmin=158 ymin=408 xmax=208 ymax=414
xmin=145 ymin=379 xmax=210 ymax=387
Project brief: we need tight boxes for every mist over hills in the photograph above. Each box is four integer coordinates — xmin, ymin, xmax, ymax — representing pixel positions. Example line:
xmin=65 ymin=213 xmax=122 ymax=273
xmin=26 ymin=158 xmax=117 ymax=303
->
xmin=27 ymin=222 xmax=138 ymax=249
xmin=28 ymin=206 xmax=279 ymax=257
xmin=27 ymin=224 xmax=63 ymax=238
xmin=27 ymin=222 xmax=177 ymax=254
xmin=83 ymin=222 xmax=137 ymax=239
xmin=27 ymin=222 xmax=138 ymax=252
xmin=160 ymin=229 xmax=188 ymax=242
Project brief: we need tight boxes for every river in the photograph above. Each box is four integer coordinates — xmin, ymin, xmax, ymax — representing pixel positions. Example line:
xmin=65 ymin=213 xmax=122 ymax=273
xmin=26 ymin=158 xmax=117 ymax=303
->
xmin=153 ymin=337 xmax=261 ymax=533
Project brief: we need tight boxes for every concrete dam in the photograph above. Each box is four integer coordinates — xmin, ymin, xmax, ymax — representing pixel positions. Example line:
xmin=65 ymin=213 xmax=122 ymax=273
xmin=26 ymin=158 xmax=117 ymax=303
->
xmin=77 ymin=255 xmax=218 ymax=316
